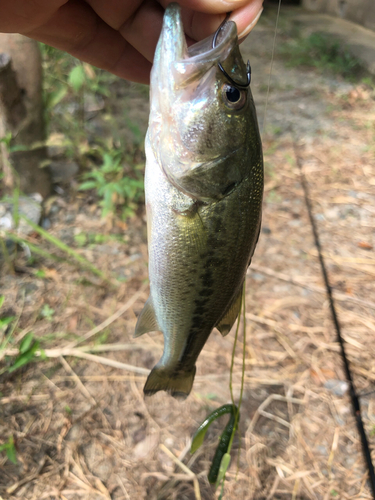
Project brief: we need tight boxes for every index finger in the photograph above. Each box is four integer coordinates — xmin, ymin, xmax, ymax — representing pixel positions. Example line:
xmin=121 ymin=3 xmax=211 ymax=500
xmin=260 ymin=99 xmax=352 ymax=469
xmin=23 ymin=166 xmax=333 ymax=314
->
xmin=26 ymin=1 xmax=152 ymax=83
xmin=160 ymin=0 xmax=255 ymax=14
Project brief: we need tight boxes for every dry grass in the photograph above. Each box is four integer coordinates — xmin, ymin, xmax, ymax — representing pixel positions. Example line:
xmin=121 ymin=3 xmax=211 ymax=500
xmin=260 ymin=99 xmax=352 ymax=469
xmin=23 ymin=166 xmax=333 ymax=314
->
xmin=1 ymin=12 xmax=375 ymax=500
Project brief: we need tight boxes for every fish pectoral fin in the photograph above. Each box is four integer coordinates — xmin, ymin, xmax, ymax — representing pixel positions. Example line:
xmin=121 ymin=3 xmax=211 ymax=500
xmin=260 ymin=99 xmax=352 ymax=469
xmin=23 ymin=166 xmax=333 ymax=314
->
xmin=216 ymin=286 xmax=243 ymax=337
xmin=134 ymin=297 xmax=161 ymax=338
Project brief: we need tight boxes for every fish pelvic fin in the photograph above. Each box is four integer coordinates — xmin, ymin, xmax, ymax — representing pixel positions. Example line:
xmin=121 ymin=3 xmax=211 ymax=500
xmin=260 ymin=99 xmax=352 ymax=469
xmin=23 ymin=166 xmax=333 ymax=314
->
xmin=144 ymin=366 xmax=196 ymax=400
xmin=134 ymin=297 xmax=161 ymax=338
xmin=216 ymin=284 xmax=243 ymax=336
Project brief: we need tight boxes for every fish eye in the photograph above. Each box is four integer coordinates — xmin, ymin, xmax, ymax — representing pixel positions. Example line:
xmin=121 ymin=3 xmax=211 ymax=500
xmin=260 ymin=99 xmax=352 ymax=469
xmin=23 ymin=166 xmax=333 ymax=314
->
xmin=221 ymin=84 xmax=246 ymax=110
xmin=226 ymin=86 xmax=240 ymax=103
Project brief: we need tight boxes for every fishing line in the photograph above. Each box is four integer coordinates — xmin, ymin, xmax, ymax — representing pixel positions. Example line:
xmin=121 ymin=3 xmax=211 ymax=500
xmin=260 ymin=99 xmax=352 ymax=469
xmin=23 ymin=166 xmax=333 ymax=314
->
xmin=262 ymin=0 xmax=282 ymax=135
xmin=261 ymin=3 xmax=375 ymax=492
xmin=236 ymin=283 xmax=247 ymax=472
xmin=293 ymin=142 xmax=375 ymax=498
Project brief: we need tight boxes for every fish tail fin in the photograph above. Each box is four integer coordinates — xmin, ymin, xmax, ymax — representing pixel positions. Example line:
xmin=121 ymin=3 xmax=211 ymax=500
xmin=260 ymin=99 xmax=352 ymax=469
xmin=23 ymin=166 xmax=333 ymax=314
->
xmin=143 ymin=366 xmax=196 ymax=400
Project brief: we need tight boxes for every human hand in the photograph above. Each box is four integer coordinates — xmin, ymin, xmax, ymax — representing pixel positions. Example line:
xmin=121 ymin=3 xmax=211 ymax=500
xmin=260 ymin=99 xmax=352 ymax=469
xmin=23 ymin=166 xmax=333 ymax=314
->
xmin=0 ymin=0 xmax=263 ymax=84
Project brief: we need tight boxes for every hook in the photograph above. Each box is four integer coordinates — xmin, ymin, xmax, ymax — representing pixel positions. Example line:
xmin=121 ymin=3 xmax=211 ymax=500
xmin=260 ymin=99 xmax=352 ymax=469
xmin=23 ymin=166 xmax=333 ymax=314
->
xmin=212 ymin=13 xmax=251 ymax=89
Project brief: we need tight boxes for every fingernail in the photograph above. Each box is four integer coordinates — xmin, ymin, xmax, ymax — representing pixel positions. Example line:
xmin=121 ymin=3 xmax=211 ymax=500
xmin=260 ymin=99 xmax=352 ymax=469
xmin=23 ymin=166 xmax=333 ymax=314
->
xmin=238 ymin=8 xmax=263 ymax=39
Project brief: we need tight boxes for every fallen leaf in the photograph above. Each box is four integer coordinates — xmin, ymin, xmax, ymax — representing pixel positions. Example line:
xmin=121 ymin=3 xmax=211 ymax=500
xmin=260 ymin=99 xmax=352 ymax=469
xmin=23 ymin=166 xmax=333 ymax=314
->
xmin=43 ymin=267 xmax=59 ymax=280
xmin=358 ymin=241 xmax=373 ymax=250
xmin=115 ymin=220 xmax=128 ymax=231
xmin=310 ymin=368 xmax=336 ymax=384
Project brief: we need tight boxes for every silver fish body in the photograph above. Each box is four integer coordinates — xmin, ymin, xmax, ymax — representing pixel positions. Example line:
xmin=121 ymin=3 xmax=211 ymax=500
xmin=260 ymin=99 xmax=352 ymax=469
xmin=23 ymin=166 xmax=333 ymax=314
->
xmin=135 ymin=4 xmax=263 ymax=398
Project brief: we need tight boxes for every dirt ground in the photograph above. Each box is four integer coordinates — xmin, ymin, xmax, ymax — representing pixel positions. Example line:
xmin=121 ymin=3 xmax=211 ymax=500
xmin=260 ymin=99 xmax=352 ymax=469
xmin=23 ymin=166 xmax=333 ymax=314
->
xmin=1 ymin=6 xmax=375 ymax=500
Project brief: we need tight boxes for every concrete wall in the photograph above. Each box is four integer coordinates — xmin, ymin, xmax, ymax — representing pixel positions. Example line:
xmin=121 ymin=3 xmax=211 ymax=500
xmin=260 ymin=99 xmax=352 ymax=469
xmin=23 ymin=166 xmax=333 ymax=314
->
xmin=302 ymin=0 xmax=375 ymax=32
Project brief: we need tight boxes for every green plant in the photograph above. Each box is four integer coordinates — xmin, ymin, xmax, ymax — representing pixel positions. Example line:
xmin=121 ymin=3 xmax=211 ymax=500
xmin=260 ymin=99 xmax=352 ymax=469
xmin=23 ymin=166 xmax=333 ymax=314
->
xmin=74 ymin=232 xmax=128 ymax=247
xmin=0 ymin=132 xmax=12 ymax=148
xmin=0 ymin=312 xmax=15 ymax=334
xmin=0 ymin=296 xmax=15 ymax=337
xmin=14 ymin=215 xmax=110 ymax=281
xmin=79 ymin=149 xmax=144 ymax=219
xmin=74 ymin=233 xmax=87 ymax=247
xmin=40 ymin=44 xmax=117 ymax=163
xmin=0 ymin=295 xmax=18 ymax=357
xmin=7 ymin=332 xmax=43 ymax=374
xmin=64 ymin=405 xmax=72 ymax=415
xmin=40 ymin=44 xmax=146 ymax=220
xmin=40 ymin=304 xmax=55 ymax=321
xmin=0 ymin=436 xmax=17 ymax=464
xmin=0 ymin=331 xmax=44 ymax=376
xmin=34 ymin=269 xmax=46 ymax=278
xmin=280 ymin=32 xmax=365 ymax=81
xmin=41 ymin=45 xmax=111 ymax=112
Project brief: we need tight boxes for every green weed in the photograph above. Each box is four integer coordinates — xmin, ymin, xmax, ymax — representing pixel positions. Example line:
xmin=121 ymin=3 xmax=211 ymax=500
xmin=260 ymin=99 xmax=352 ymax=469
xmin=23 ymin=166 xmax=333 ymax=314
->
xmin=280 ymin=32 xmax=365 ymax=81
xmin=0 ymin=297 xmax=15 ymax=338
xmin=95 ymin=330 xmax=109 ymax=345
xmin=0 ymin=436 xmax=17 ymax=464
xmin=64 ymin=405 xmax=72 ymax=415
xmin=74 ymin=233 xmax=87 ymax=247
xmin=34 ymin=269 xmax=47 ymax=278
xmin=18 ymin=216 xmax=111 ymax=281
xmin=79 ymin=149 xmax=144 ymax=219
xmin=74 ymin=231 xmax=127 ymax=248
xmin=41 ymin=45 xmax=113 ymax=127
xmin=41 ymin=44 xmax=146 ymax=220
xmin=40 ymin=304 xmax=55 ymax=321
xmin=0 ymin=133 xmax=12 ymax=148
xmin=8 ymin=333 xmax=44 ymax=373
xmin=0 ymin=295 xmax=19 ymax=358
xmin=0 ymin=330 xmax=44 ymax=376
xmin=0 ymin=314 xmax=15 ymax=333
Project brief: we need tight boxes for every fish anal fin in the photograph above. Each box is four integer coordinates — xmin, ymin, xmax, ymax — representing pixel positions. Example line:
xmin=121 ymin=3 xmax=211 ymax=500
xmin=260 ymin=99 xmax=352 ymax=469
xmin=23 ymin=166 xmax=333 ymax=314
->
xmin=134 ymin=297 xmax=161 ymax=338
xmin=216 ymin=286 xmax=243 ymax=337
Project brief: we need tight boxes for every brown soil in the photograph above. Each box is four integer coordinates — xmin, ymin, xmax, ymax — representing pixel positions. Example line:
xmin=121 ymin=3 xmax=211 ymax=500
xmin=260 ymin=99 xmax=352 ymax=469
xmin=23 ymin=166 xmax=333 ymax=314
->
xmin=1 ymin=6 xmax=375 ymax=500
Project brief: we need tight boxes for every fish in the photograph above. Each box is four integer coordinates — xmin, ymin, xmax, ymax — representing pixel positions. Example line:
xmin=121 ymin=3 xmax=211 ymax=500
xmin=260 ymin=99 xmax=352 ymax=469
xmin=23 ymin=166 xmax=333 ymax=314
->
xmin=135 ymin=3 xmax=263 ymax=399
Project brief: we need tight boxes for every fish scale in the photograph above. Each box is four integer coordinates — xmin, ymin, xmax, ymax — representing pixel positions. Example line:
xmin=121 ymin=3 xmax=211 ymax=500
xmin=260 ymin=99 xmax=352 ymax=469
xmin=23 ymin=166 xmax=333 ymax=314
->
xmin=135 ymin=3 xmax=263 ymax=398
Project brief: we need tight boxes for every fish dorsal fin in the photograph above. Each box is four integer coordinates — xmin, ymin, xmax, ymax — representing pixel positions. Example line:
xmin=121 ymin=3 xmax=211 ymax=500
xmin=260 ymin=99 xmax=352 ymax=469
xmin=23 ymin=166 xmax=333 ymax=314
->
xmin=216 ymin=286 xmax=243 ymax=336
xmin=134 ymin=297 xmax=161 ymax=338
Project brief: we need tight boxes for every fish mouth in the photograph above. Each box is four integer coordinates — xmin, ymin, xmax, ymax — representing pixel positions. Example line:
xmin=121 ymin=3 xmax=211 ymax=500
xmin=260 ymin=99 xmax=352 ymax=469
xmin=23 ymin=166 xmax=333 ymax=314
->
xmin=152 ymin=3 xmax=238 ymax=89
xmin=149 ymin=3 xmax=251 ymax=201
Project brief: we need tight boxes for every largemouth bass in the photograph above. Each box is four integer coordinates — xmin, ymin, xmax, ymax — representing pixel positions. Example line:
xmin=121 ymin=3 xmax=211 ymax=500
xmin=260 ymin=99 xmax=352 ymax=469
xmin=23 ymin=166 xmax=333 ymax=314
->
xmin=135 ymin=3 xmax=263 ymax=399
